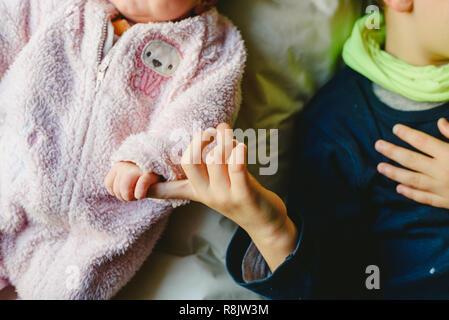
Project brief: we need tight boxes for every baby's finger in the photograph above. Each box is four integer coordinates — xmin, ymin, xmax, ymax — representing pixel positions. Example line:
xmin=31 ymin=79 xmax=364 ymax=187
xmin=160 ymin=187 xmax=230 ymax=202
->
xmin=113 ymin=174 xmax=124 ymax=201
xmin=397 ymin=185 xmax=448 ymax=209
xmin=377 ymin=162 xmax=434 ymax=191
xmin=135 ymin=172 xmax=160 ymax=200
xmin=104 ymin=168 xmax=117 ymax=196
xmin=120 ymin=173 xmax=140 ymax=201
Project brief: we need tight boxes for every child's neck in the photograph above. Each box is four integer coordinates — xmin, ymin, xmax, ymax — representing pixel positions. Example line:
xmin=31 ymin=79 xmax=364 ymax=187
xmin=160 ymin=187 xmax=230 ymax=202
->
xmin=385 ymin=12 xmax=449 ymax=67
xmin=385 ymin=35 xmax=449 ymax=67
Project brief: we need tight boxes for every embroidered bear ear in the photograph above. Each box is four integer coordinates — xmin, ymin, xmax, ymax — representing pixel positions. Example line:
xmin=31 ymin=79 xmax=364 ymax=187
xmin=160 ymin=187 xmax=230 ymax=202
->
xmin=141 ymin=40 xmax=182 ymax=77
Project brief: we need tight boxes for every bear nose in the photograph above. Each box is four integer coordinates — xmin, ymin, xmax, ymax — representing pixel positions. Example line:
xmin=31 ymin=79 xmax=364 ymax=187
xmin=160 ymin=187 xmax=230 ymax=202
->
xmin=152 ymin=59 xmax=162 ymax=68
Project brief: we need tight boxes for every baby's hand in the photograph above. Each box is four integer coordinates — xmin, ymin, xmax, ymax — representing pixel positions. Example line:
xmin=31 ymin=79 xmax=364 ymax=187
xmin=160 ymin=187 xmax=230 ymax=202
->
xmin=104 ymin=161 xmax=160 ymax=201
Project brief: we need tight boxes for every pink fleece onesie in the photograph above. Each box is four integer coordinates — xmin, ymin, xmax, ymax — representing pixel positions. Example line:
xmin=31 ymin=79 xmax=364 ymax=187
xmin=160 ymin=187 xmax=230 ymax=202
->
xmin=0 ymin=0 xmax=246 ymax=299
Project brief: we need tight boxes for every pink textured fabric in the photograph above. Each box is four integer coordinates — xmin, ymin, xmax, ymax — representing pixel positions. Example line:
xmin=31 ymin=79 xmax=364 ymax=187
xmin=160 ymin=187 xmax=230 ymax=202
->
xmin=0 ymin=278 xmax=8 ymax=291
xmin=0 ymin=0 xmax=246 ymax=299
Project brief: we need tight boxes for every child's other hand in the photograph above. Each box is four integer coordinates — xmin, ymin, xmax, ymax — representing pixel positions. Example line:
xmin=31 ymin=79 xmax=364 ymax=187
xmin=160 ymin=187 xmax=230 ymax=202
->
xmin=375 ymin=118 xmax=449 ymax=209
xmin=104 ymin=161 xmax=160 ymax=201
xmin=147 ymin=123 xmax=298 ymax=271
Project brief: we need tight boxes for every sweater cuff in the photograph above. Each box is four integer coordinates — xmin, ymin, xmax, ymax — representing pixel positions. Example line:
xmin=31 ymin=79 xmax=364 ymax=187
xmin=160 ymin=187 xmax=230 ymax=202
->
xmin=110 ymin=134 xmax=189 ymax=208
xmin=226 ymin=218 xmax=308 ymax=300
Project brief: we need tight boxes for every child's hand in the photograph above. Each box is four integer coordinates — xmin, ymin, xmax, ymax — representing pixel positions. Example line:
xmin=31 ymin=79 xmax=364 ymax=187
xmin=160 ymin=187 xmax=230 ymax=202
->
xmin=147 ymin=123 xmax=298 ymax=271
xmin=104 ymin=161 xmax=160 ymax=201
xmin=375 ymin=118 xmax=449 ymax=209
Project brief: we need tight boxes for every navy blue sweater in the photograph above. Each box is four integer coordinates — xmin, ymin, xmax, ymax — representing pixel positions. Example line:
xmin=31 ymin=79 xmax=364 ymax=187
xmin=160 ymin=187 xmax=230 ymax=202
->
xmin=226 ymin=66 xmax=449 ymax=299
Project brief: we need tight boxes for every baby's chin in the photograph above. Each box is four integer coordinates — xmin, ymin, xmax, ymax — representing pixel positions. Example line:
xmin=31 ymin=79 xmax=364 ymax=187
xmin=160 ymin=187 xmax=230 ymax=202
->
xmin=117 ymin=7 xmax=194 ymax=24
xmin=124 ymin=12 xmax=193 ymax=24
xmin=108 ymin=0 xmax=197 ymax=23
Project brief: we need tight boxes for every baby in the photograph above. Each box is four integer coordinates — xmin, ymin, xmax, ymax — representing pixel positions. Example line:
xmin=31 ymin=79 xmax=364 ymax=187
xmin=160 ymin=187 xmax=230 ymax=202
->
xmin=0 ymin=0 xmax=245 ymax=299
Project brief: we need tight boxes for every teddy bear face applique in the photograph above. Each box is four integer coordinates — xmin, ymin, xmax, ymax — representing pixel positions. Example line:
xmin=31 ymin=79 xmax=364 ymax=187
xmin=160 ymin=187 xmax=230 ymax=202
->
xmin=141 ymin=40 xmax=181 ymax=77
xmin=131 ymin=38 xmax=182 ymax=99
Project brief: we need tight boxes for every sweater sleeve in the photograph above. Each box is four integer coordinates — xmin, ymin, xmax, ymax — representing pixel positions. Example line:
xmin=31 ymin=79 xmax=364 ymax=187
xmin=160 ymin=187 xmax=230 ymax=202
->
xmin=0 ymin=0 xmax=29 ymax=79
xmin=226 ymin=116 xmax=380 ymax=299
xmin=0 ymin=0 xmax=63 ymax=79
xmin=110 ymin=27 xmax=246 ymax=208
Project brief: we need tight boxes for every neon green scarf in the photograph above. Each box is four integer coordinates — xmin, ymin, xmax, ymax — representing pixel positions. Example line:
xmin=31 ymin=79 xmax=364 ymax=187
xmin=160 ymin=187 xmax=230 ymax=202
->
xmin=342 ymin=14 xmax=449 ymax=103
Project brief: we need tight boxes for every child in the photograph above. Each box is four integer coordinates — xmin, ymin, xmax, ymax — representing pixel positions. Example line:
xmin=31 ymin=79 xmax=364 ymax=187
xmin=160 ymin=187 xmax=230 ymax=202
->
xmin=149 ymin=0 xmax=449 ymax=299
xmin=0 ymin=0 xmax=246 ymax=299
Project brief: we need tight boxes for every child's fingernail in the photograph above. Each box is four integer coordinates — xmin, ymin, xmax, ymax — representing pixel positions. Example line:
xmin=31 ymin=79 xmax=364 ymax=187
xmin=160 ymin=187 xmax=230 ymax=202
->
xmin=397 ymin=185 xmax=404 ymax=194
xmin=392 ymin=125 xmax=400 ymax=135
xmin=377 ymin=163 xmax=386 ymax=173
xmin=375 ymin=140 xmax=384 ymax=151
